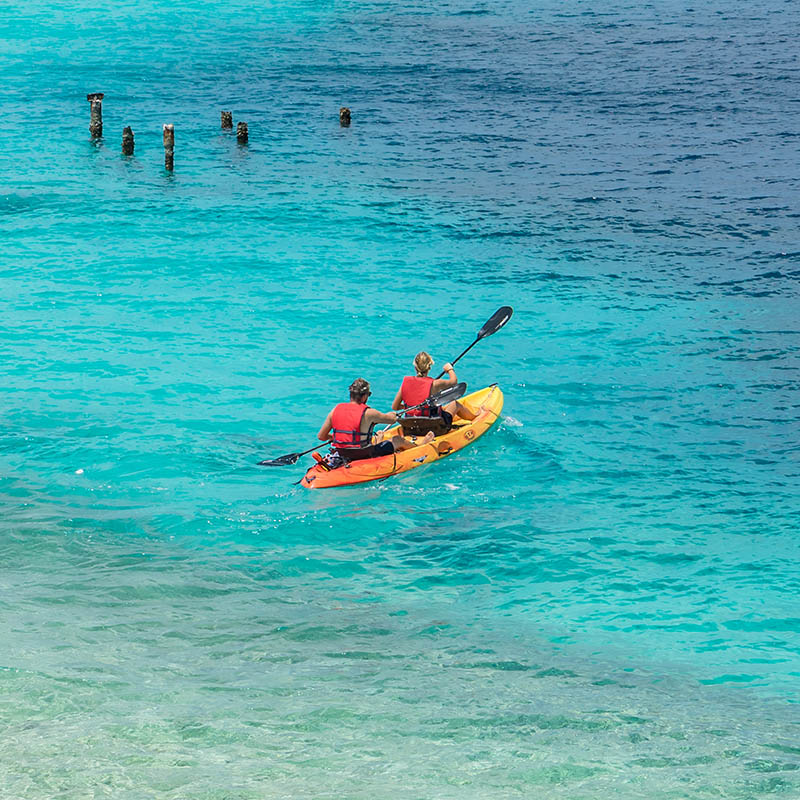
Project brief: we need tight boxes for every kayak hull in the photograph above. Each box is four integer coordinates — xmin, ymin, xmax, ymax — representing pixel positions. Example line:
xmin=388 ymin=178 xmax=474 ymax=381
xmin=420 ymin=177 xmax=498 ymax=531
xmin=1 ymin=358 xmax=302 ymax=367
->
xmin=300 ymin=384 xmax=503 ymax=489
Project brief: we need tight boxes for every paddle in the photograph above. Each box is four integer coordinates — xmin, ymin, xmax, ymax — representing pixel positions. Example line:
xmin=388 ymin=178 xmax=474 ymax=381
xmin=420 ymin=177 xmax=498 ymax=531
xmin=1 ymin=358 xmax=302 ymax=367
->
xmin=258 ymin=383 xmax=467 ymax=467
xmin=435 ymin=305 xmax=513 ymax=379
xmin=399 ymin=381 xmax=466 ymax=416
xmin=258 ymin=442 xmax=328 ymax=467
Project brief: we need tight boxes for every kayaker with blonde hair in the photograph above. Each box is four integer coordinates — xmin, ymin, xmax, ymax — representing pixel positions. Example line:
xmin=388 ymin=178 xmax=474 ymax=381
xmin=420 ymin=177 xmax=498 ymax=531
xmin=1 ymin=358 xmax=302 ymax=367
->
xmin=392 ymin=351 xmax=477 ymax=425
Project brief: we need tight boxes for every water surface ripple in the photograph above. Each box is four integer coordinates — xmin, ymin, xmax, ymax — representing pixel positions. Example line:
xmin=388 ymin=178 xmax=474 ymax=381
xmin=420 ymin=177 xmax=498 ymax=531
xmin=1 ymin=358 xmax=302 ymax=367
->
xmin=0 ymin=0 xmax=798 ymax=797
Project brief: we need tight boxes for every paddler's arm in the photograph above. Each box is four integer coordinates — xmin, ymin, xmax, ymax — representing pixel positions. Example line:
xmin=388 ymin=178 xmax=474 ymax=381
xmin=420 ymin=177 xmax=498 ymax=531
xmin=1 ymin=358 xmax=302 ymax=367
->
xmin=431 ymin=362 xmax=456 ymax=393
xmin=391 ymin=387 xmax=404 ymax=411
xmin=365 ymin=408 xmax=400 ymax=426
xmin=317 ymin=411 xmax=334 ymax=442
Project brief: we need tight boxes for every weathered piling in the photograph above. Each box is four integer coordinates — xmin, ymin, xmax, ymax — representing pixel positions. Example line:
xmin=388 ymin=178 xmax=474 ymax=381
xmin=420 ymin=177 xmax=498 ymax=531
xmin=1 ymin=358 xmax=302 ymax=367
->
xmin=237 ymin=121 xmax=248 ymax=144
xmin=339 ymin=107 xmax=351 ymax=127
xmin=221 ymin=111 xmax=233 ymax=129
xmin=121 ymin=126 xmax=134 ymax=155
xmin=163 ymin=124 xmax=174 ymax=171
xmin=87 ymin=93 xmax=104 ymax=137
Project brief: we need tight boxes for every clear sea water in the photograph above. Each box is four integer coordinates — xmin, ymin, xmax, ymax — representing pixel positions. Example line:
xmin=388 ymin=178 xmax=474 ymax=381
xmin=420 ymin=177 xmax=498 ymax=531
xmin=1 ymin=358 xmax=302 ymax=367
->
xmin=1 ymin=0 xmax=799 ymax=796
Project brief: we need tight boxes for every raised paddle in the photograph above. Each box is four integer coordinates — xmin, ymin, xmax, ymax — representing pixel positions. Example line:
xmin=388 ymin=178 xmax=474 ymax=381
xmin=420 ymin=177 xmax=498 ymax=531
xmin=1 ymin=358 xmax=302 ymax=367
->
xmin=435 ymin=305 xmax=513 ymax=379
xmin=258 ymin=383 xmax=467 ymax=466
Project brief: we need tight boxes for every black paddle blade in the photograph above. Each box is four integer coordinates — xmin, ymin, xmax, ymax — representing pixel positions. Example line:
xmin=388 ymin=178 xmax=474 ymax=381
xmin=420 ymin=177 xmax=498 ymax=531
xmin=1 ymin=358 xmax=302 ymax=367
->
xmin=257 ymin=453 xmax=300 ymax=467
xmin=430 ymin=381 xmax=467 ymax=406
xmin=477 ymin=306 xmax=513 ymax=339
xmin=258 ymin=442 xmax=328 ymax=467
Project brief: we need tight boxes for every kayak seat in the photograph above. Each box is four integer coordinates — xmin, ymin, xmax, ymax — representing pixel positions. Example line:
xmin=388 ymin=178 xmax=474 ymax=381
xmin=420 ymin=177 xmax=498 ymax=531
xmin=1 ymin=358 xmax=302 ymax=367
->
xmin=400 ymin=416 xmax=452 ymax=437
xmin=336 ymin=444 xmax=384 ymax=462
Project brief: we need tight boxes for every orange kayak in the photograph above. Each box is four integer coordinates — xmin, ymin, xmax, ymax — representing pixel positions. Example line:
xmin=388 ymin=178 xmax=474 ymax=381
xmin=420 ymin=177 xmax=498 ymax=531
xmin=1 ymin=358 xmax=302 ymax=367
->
xmin=300 ymin=384 xmax=503 ymax=489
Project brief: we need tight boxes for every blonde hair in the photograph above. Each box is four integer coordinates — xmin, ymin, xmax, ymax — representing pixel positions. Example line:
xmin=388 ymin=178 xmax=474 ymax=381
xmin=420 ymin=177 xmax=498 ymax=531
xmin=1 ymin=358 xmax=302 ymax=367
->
xmin=414 ymin=351 xmax=434 ymax=376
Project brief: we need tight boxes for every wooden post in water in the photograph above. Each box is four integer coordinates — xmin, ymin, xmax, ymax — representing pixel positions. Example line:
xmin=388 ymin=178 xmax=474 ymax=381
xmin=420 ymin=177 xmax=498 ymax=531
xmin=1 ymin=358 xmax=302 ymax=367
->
xmin=163 ymin=124 xmax=174 ymax=171
xmin=87 ymin=93 xmax=104 ymax=137
xmin=121 ymin=126 xmax=134 ymax=155
xmin=221 ymin=111 xmax=233 ymax=129
xmin=339 ymin=107 xmax=351 ymax=127
xmin=237 ymin=121 xmax=248 ymax=144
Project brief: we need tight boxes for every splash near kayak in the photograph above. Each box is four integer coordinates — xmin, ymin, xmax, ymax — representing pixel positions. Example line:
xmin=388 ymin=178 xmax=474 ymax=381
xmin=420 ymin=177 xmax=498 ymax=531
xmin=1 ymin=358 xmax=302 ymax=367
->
xmin=301 ymin=384 xmax=503 ymax=489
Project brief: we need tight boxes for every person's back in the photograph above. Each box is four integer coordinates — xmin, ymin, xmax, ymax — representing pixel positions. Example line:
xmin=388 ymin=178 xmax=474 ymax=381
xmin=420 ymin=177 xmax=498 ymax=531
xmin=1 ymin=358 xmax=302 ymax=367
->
xmin=329 ymin=398 xmax=373 ymax=448
xmin=399 ymin=373 xmax=435 ymax=417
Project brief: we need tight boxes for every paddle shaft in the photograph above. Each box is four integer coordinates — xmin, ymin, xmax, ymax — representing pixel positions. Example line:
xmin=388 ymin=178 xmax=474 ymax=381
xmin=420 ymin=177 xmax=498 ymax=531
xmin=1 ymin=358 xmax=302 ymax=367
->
xmin=257 ymin=441 xmax=328 ymax=466
xmin=435 ymin=338 xmax=479 ymax=379
xmin=433 ymin=305 xmax=512 ymax=379
xmin=296 ymin=442 xmax=327 ymax=458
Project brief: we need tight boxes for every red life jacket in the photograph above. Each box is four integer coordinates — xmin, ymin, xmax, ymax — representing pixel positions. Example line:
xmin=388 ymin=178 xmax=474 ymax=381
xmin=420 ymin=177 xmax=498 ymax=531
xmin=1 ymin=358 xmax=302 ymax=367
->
xmin=401 ymin=375 xmax=434 ymax=417
xmin=330 ymin=402 xmax=372 ymax=448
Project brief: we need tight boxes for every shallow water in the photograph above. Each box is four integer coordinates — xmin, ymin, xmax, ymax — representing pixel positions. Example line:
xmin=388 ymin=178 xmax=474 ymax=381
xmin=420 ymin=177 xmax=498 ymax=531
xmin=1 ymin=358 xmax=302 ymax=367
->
xmin=1 ymin=0 xmax=799 ymax=796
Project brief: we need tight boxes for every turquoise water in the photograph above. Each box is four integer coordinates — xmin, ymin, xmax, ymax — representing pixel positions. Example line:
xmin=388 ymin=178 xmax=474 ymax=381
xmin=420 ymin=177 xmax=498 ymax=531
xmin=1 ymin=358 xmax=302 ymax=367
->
xmin=2 ymin=0 xmax=799 ymax=796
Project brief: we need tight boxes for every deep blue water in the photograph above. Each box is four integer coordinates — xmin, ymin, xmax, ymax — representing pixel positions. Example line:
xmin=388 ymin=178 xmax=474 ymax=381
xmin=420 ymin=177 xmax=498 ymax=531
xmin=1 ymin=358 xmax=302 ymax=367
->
xmin=1 ymin=0 xmax=799 ymax=796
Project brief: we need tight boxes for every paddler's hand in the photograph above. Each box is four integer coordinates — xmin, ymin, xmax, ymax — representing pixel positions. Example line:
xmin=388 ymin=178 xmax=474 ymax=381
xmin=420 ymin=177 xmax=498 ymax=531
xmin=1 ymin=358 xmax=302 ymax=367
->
xmin=443 ymin=362 xmax=454 ymax=373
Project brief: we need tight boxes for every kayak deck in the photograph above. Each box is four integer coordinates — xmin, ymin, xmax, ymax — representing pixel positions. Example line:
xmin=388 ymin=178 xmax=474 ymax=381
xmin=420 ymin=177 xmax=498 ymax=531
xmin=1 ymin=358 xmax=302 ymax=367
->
xmin=300 ymin=384 xmax=503 ymax=489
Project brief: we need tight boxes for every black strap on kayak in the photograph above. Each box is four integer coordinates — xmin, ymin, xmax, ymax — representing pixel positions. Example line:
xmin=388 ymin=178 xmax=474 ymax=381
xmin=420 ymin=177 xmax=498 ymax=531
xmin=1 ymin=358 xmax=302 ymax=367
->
xmin=378 ymin=449 xmax=399 ymax=482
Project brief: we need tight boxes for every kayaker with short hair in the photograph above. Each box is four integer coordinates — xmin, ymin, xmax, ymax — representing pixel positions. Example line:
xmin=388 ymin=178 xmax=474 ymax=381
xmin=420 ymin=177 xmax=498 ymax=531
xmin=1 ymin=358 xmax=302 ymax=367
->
xmin=318 ymin=377 xmax=434 ymax=462
xmin=392 ymin=351 xmax=477 ymax=424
